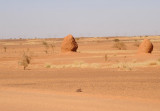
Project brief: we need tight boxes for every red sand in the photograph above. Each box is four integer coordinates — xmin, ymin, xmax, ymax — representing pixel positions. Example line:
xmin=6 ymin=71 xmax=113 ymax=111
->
xmin=0 ymin=36 xmax=160 ymax=111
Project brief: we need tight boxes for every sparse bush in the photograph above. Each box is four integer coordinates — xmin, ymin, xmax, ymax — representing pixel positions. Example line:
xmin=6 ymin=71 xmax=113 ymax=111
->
xmin=42 ymin=41 xmax=49 ymax=54
xmin=19 ymin=52 xmax=31 ymax=70
xmin=113 ymin=39 xmax=120 ymax=42
xmin=50 ymin=42 xmax=55 ymax=53
xmin=42 ymin=41 xmax=48 ymax=46
xmin=42 ymin=41 xmax=56 ymax=54
xmin=113 ymin=41 xmax=127 ymax=50
xmin=3 ymin=46 xmax=7 ymax=52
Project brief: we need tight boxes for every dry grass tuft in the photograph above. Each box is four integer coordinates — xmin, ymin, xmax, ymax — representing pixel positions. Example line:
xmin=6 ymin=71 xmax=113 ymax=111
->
xmin=49 ymin=61 xmax=100 ymax=69
xmin=45 ymin=64 xmax=52 ymax=68
xmin=149 ymin=62 xmax=157 ymax=66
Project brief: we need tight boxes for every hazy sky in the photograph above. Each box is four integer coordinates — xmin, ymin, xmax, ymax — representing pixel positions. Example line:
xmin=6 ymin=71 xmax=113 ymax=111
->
xmin=0 ymin=0 xmax=160 ymax=39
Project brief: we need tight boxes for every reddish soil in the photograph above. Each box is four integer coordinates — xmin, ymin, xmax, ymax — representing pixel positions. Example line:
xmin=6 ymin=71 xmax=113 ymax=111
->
xmin=0 ymin=36 xmax=160 ymax=111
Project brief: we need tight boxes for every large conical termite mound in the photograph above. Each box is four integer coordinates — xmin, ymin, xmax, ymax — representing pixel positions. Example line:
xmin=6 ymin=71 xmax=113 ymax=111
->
xmin=61 ymin=34 xmax=78 ymax=53
xmin=138 ymin=39 xmax=153 ymax=54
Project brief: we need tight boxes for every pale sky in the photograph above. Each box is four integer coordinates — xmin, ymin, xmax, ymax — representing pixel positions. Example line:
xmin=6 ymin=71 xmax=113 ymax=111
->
xmin=0 ymin=0 xmax=160 ymax=39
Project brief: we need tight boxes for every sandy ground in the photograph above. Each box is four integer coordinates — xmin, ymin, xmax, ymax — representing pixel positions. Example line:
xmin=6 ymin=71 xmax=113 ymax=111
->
xmin=0 ymin=36 xmax=160 ymax=110
xmin=1 ymin=88 xmax=160 ymax=111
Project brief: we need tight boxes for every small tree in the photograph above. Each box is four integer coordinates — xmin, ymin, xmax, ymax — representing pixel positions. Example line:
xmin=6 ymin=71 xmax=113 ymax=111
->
xmin=50 ymin=42 xmax=55 ymax=53
xmin=42 ymin=41 xmax=49 ymax=54
xmin=19 ymin=52 xmax=31 ymax=70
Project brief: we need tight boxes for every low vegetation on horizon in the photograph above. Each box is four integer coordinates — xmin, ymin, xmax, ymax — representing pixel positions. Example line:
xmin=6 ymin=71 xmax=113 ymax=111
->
xmin=0 ymin=36 xmax=159 ymax=71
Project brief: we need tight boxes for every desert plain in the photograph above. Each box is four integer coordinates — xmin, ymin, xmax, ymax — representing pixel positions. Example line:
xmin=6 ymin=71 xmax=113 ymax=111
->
xmin=0 ymin=36 xmax=160 ymax=111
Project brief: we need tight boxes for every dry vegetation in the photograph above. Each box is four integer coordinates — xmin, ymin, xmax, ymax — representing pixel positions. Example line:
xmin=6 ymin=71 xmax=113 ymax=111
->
xmin=1 ymin=36 xmax=160 ymax=111
xmin=42 ymin=41 xmax=55 ymax=54
xmin=3 ymin=46 xmax=7 ymax=52
xmin=42 ymin=41 xmax=49 ymax=54
xmin=19 ymin=52 xmax=31 ymax=70
xmin=113 ymin=41 xmax=127 ymax=50
xmin=0 ymin=36 xmax=160 ymax=70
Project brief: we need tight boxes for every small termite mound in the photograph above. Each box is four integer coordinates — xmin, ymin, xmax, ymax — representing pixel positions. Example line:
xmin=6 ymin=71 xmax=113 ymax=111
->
xmin=61 ymin=34 xmax=78 ymax=53
xmin=138 ymin=39 xmax=153 ymax=54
